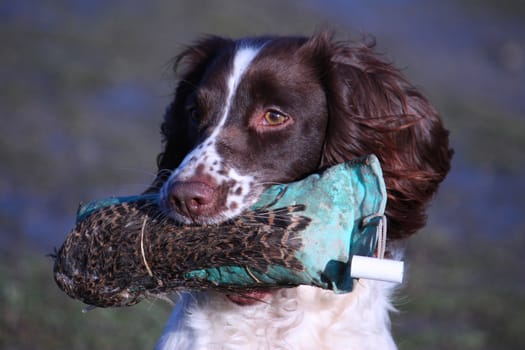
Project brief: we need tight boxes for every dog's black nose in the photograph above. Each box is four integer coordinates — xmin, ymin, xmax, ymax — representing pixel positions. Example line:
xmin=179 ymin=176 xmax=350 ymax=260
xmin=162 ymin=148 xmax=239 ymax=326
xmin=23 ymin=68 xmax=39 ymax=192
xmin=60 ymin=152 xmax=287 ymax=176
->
xmin=169 ymin=181 xmax=216 ymax=219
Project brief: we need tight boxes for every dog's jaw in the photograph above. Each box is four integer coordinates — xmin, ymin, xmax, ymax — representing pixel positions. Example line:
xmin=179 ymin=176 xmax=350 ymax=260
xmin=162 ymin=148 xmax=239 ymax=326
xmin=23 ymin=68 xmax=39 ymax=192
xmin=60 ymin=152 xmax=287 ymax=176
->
xmin=226 ymin=290 xmax=273 ymax=306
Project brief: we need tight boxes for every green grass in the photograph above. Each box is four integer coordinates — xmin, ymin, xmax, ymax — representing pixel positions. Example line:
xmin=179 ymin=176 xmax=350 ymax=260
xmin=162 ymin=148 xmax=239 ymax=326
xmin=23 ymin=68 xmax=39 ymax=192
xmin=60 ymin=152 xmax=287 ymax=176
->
xmin=0 ymin=248 xmax=171 ymax=350
xmin=392 ymin=231 xmax=525 ymax=350
xmin=434 ymin=94 xmax=525 ymax=174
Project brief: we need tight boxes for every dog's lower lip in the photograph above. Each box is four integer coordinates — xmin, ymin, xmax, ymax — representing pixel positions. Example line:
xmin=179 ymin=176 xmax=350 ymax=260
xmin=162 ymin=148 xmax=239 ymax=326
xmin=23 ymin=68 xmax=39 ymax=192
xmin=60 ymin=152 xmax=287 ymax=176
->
xmin=227 ymin=291 xmax=272 ymax=306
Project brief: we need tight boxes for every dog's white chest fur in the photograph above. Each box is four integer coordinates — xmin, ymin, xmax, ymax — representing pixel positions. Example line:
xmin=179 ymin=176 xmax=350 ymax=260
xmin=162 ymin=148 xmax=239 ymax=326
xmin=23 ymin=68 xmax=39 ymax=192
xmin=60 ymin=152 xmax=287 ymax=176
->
xmin=155 ymin=281 xmax=397 ymax=350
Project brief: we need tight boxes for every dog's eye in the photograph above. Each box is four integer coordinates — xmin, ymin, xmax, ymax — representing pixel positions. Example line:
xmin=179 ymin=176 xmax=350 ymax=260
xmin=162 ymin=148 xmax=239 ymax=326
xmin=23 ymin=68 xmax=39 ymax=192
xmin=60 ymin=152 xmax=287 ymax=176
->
xmin=263 ymin=110 xmax=289 ymax=126
xmin=188 ymin=106 xmax=201 ymax=123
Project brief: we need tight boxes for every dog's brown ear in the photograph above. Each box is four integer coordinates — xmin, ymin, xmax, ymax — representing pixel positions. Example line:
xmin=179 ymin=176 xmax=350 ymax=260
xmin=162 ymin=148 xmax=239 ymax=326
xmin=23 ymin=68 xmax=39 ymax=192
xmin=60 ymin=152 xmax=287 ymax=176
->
xmin=173 ymin=36 xmax=234 ymax=78
xmin=319 ymin=36 xmax=453 ymax=240
xmin=146 ymin=37 xmax=234 ymax=192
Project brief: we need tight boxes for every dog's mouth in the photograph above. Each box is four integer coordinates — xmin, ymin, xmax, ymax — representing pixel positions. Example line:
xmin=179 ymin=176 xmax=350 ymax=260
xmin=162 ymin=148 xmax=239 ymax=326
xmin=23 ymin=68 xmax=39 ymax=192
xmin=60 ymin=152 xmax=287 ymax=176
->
xmin=161 ymin=177 xmax=276 ymax=307
xmin=226 ymin=290 xmax=273 ymax=306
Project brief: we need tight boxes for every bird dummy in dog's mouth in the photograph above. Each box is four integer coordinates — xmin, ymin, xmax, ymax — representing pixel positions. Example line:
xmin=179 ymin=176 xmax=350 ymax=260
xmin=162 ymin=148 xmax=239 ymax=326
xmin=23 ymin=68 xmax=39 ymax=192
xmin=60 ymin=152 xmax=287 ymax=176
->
xmin=52 ymin=154 xmax=403 ymax=309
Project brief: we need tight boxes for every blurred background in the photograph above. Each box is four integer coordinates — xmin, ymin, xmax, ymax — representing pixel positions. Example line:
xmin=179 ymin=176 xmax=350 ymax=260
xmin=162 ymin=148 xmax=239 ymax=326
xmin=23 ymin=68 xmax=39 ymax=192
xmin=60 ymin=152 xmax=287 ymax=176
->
xmin=1 ymin=0 xmax=524 ymax=349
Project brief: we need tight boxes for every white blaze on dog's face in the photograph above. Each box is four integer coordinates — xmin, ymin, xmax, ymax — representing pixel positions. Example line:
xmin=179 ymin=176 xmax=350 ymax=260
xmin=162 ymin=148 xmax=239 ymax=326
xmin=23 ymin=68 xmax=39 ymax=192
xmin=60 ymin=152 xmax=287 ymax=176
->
xmin=159 ymin=38 xmax=329 ymax=224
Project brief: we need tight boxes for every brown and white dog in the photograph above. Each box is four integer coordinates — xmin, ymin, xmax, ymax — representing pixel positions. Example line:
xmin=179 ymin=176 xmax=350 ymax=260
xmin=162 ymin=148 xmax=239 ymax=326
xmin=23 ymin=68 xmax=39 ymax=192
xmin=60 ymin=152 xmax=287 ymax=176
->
xmin=150 ymin=32 xmax=452 ymax=350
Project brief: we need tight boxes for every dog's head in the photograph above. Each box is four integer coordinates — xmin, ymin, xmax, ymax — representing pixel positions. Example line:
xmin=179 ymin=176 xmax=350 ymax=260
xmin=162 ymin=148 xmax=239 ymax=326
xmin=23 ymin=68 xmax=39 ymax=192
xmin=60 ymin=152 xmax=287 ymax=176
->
xmin=151 ymin=32 xmax=452 ymax=241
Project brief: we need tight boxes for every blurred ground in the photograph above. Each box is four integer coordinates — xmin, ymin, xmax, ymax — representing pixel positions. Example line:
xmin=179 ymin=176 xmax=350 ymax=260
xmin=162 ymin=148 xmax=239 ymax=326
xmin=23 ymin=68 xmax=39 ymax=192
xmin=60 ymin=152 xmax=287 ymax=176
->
xmin=1 ymin=0 xmax=524 ymax=349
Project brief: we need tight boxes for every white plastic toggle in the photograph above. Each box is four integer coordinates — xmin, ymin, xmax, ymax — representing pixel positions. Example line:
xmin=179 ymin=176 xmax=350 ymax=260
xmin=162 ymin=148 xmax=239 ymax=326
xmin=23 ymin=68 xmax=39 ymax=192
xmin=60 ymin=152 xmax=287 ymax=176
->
xmin=350 ymin=255 xmax=404 ymax=283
